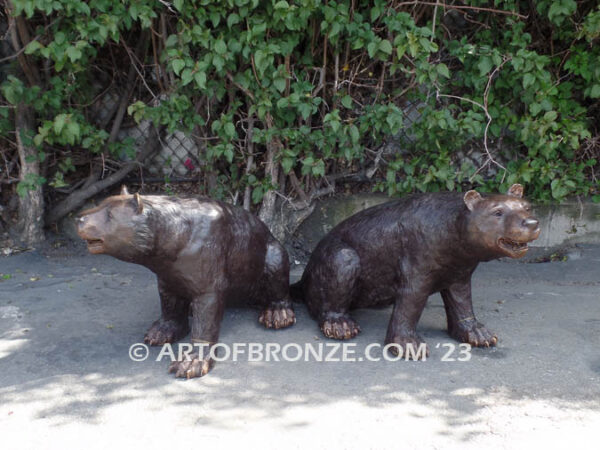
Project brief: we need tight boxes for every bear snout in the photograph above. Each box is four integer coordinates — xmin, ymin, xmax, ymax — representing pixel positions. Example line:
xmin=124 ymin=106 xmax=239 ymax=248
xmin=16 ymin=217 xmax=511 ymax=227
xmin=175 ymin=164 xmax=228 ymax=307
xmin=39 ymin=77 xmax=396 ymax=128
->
xmin=522 ymin=217 xmax=539 ymax=231
xmin=76 ymin=216 xmax=101 ymax=240
xmin=76 ymin=216 xmax=84 ymax=231
xmin=76 ymin=215 xmax=90 ymax=234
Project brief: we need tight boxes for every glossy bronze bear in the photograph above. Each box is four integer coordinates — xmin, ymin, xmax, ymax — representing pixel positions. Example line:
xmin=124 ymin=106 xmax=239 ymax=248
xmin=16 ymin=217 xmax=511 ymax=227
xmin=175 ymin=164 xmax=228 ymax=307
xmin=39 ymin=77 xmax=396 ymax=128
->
xmin=292 ymin=184 xmax=540 ymax=358
xmin=77 ymin=187 xmax=295 ymax=378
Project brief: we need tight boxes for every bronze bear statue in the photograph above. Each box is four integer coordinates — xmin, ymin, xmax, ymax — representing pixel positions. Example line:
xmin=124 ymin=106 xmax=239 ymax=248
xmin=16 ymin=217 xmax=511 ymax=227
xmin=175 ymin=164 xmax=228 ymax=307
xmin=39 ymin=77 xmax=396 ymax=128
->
xmin=77 ymin=186 xmax=295 ymax=378
xmin=292 ymin=184 xmax=540 ymax=358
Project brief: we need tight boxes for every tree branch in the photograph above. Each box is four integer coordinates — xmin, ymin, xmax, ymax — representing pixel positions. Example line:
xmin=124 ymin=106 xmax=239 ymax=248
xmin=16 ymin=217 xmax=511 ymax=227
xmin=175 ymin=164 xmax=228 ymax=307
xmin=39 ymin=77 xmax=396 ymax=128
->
xmin=436 ymin=57 xmax=511 ymax=180
xmin=46 ymin=125 xmax=165 ymax=225
xmin=394 ymin=1 xmax=528 ymax=19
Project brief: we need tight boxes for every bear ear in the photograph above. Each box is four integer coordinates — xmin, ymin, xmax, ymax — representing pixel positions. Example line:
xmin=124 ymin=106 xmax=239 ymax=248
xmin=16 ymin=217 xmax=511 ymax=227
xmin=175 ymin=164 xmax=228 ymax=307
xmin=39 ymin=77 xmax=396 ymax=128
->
xmin=120 ymin=185 xmax=130 ymax=196
xmin=464 ymin=190 xmax=483 ymax=211
xmin=507 ymin=183 xmax=524 ymax=198
xmin=133 ymin=192 xmax=144 ymax=214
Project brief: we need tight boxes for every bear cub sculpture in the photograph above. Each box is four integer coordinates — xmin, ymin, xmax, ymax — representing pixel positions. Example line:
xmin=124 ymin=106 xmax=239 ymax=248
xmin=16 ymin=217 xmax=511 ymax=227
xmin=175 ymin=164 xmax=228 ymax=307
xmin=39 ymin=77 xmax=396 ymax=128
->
xmin=292 ymin=184 xmax=540 ymax=358
xmin=77 ymin=186 xmax=295 ymax=378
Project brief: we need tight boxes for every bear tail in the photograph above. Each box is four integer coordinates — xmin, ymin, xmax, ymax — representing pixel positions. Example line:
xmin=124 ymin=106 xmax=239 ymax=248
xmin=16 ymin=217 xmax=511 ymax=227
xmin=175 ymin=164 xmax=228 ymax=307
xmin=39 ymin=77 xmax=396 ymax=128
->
xmin=290 ymin=280 xmax=305 ymax=303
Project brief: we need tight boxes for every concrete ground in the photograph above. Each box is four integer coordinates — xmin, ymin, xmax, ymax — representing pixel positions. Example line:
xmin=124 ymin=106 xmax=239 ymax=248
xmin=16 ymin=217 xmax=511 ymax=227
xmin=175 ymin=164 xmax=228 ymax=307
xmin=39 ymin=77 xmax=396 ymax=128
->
xmin=0 ymin=244 xmax=599 ymax=449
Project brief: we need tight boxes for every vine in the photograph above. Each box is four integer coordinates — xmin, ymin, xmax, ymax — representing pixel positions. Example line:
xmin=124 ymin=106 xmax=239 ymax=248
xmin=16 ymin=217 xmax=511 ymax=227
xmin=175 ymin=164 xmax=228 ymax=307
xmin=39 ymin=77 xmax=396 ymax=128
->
xmin=0 ymin=0 xmax=599 ymax=242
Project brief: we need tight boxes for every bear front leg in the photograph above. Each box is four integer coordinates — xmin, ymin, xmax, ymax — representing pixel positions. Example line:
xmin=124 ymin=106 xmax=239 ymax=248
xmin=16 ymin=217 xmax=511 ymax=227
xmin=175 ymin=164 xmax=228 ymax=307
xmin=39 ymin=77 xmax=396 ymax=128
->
xmin=441 ymin=280 xmax=497 ymax=347
xmin=168 ymin=292 xmax=225 ymax=379
xmin=384 ymin=290 xmax=429 ymax=360
xmin=144 ymin=278 xmax=190 ymax=346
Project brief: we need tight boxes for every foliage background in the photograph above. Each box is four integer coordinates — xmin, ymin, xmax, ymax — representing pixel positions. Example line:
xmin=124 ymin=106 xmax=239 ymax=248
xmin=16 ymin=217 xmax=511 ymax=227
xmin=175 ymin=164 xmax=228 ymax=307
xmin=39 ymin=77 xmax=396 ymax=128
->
xmin=1 ymin=0 xmax=599 ymax=242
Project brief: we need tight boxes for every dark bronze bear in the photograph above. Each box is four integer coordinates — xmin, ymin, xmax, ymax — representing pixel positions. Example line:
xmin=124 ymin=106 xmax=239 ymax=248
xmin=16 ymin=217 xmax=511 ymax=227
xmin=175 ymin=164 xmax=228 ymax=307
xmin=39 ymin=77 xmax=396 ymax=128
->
xmin=292 ymin=184 xmax=540 ymax=358
xmin=77 ymin=186 xmax=295 ymax=378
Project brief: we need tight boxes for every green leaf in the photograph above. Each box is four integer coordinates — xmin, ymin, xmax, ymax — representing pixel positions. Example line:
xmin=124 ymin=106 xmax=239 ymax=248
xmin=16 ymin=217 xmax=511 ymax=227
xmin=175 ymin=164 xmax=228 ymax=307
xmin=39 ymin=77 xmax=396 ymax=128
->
xmin=477 ymin=57 xmax=493 ymax=76
xmin=367 ymin=42 xmax=377 ymax=58
xmin=172 ymin=59 xmax=185 ymax=76
xmin=341 ymin=95 xmax=353 ymax=109
xmin=522 ymin=73 xmax=535 ymax=89
xmin=378 ymin=40 xmax=393 ymax=56
xmin=25 ymin=40 xmax=43 ymax=55
xmin=371 ymin=6 xmax=382 ymax=22
xmin=254 ymin=50 xmax=269 ymax=75
xmin=2 ymin=86 xmax=17 ymax=105
xmin=529 ymin=102 xmax=542 ymax=116
xmin=551 ymin=179 xmax=568 ymax=200
xmin=252 ymin=185 xmax=264 ymax=204
xmin=329 ymin=119 xmax=340 ymax=133
xmin=312 ymin=159 xmax=325 ymax=177
xmin=589 ymin=84 xmax=600 ymax=98
xmin=548 ymin=0 xmax=576 ymax=24
xmin=194 ymin=71 xmax=207 ymax=89
xmin=436 ymin=63 xmax=450 ymax=78
xmin=281 ymin=156 xmax=295 ymax=173
xmin=298 ymin=103 xmax=313 ymax=120
xmin=33 ymin=134 xmax=44 ymax=147
xmin=55 ymin=32 xmax=66 ymax=45
xmin=543 ymin=111 xmax=558 ymax=122
xmin=273 ymin=77 xmax=287 ymax=93
xmin=301 ymin=155 xmax=314 ymax=175
xmin=349 ymin=124 xmax=360 ymax=144
xmin=212 ymin=55 xmax=225 ymax=72
xmin=210 ymin=11 xmax=221 ymax=27
xmin=214 ymin=39 xmax=227 ymax=55
xmin=181 ymin=69 xmax=194 ymax=86
xmin=227 ymin=13 xmax=240 ymax=28
xmin=224 ymin=146 xmax=234 ymax=163
xmin=66 ymin=46 xmax=82 ymax=62
xmin=66 ymin=122 xmax=80 ymax=144
xmin=224 ymin=122 xmax=236 ymax=138
xmin=53 ymin=114 xmax=68 ymax=135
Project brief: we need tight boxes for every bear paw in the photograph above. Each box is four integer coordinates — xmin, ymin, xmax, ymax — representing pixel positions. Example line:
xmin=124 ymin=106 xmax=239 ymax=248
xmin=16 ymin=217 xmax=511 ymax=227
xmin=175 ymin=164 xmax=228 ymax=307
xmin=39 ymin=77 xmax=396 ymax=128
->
xmin=385 ymin=334 xmax=429 ymax=360
xmin=320 ymin=315 xmax=361 ymax=340
xmin=144 ymin=318 xmax=189 ymax=346
xmin=168 ymin=355 xmax=214 ymax=379
xmin=259 ymin=305 xmax=296 ymax=329
xmin=449 ymin=319 xmax=498 ymax=347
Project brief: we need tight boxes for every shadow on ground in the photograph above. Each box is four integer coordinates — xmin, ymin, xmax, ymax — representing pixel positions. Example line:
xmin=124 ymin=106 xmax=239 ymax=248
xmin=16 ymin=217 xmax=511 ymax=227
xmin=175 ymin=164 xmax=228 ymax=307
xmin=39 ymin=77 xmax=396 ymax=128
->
xmin=0 ymin=244 xmax=599 ymax=448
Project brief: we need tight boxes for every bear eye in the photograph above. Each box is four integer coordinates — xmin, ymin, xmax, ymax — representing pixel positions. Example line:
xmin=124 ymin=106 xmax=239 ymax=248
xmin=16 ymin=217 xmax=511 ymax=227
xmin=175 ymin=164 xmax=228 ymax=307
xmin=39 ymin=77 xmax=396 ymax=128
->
xmin=493 ymin=209 xmax=503 ymax=217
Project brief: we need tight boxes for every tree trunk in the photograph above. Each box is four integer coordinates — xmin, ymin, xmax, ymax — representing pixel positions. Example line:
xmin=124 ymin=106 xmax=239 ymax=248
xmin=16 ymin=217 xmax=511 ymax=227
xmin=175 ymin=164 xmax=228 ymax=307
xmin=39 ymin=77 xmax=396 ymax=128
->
xmin=258 ymin=113 xmax=281 ymax=231
xmin=6 ymin=1 xmax=44 ymax=245
xmin=15 ymin=104 xmax=45 ymax=246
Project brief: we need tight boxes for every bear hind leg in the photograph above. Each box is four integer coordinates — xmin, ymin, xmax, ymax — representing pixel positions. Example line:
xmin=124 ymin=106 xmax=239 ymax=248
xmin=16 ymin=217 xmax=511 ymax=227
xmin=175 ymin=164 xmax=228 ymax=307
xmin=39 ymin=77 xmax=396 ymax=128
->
xmin=258 ymin=240 xmax=296 ymax=330
xmin=308 ymin=244 xmax=362 ymax=340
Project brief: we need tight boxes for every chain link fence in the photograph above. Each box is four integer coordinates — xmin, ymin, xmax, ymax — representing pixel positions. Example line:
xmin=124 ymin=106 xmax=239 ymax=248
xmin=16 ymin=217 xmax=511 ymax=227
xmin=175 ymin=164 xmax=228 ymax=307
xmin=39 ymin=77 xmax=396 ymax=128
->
xmin=93 ymin=91 xmax=201 ymax=181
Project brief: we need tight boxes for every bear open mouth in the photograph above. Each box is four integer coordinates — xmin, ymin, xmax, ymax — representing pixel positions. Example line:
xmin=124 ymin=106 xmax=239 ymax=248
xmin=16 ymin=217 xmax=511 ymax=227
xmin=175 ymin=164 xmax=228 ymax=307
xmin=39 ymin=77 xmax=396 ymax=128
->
xmin=497 ymin=237 xmax=529 ymax=256
xmin=85 ymin=239 xmax=104 ymax=253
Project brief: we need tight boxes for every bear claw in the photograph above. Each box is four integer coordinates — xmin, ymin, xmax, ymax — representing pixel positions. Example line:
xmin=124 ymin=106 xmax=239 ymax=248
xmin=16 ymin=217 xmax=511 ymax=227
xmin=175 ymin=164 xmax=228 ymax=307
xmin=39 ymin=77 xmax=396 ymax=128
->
xmin=144 ymin=318 xmax=189 ymax=346
xmin=320 ymin=316 xmax=361 ymax=340
xmin=259 ymin=306 xmax=296 ymax=329
xmin=450 ymin=319 xmax=498 ymax=347
xmin=168 ymin=356 xmax=213 ymax=379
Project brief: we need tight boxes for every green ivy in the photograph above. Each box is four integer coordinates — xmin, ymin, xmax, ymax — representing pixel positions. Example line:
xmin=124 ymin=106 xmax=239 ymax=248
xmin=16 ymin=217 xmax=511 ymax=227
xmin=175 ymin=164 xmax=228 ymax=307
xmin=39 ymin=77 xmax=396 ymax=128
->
xmin=1 ymin=0 xmax=599 ymax=208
